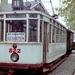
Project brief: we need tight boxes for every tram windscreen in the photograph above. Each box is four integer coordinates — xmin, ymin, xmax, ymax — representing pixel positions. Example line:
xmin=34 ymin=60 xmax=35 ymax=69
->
xmin=6 ymin=20 xmax=26 ymax=42
xmin=29 ymin=19 xmax=37 ymax=42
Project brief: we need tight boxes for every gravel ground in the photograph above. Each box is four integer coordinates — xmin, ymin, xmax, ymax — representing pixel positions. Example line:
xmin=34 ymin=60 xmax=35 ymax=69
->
xmin=48 ymin=50 xmax=75 ymax=75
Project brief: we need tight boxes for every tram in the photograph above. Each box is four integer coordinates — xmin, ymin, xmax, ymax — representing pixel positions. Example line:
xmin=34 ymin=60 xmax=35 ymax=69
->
xmin=0 ymin=0 xmax=73 ymax=74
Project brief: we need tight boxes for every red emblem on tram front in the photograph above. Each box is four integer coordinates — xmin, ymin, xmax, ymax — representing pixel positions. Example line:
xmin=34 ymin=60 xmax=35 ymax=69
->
xmin=9 ymin=44 xmax=21 ymax=53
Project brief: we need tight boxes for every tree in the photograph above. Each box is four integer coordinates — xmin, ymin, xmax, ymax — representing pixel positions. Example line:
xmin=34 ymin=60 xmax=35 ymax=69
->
xmin=56 ymin=0 xmax=75 ymax=32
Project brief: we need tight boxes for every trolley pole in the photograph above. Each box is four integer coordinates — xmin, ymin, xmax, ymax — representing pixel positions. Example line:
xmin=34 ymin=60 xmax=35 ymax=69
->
xmin=50 ymin=0 xmax=55 ymax=15
xmin=50 ymin=0 xmax=58 ymax=19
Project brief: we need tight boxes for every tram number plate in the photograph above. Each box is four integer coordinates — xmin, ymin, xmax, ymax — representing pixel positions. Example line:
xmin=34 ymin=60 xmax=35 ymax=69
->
xmin=9 ymin=48 xmax=21 ymax=53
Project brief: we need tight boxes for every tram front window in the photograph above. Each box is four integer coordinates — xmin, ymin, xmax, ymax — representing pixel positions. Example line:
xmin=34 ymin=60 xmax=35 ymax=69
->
xmin=6 ymin=20 xmax=27 ymax=42
xmin=29 ymin=19 xmax=37 ymax=42
xmin=0 ymin=20 xmax=3 ymax=41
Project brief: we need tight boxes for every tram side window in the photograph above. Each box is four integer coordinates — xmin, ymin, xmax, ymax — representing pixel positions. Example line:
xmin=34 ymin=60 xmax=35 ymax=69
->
xmin=52 ymin=26 xmax=55 ymax=43
xmin=0 ymin=21 xmax=3 ymax=41
xmin=62 ymin=31 xmax=64 ymax=42
xmin=60 ymin=30 xmax=62 ymax=42
xmin=63 ymin=31 xmax=66 ymax=42
xmin=40 ymin=20 xmax=42 ymax=42
xmin=56 ymin=28 xmax=59 ymax=43
xmin=49 ymin=25 xmax=51 ymax=43
xmin=29 ymin=19 xmax=37 ymax=42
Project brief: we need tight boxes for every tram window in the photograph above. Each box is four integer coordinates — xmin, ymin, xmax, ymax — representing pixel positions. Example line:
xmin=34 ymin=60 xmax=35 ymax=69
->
xmin=43 ymin=22 xmax=47 ymax=42
xmin=60 ymin=30 xmax=62 ymax=42
xmin=29 ymin=14 xmax=37 ymax=18
xmin=6 ymin=14 xmax=26 ymax=18
xmin=62 ymin=31 xmax=64 ymax=42
xmin=6 ymin=20 xmax=27 ymax=41
xmin=29 ymin=19 xmax=37 ymax=42
xmin=40 ymin=15 xmax=43 ymax=19
xmin=56 ymin=28 xmax=59 ymax=43
xmin=6 ymin=20 xmax=27 ymax=32
xmin=63 ymin=31 xmax=66 ymax=42
xmin=52 ymin=26 xmax=55 ymax=43
xmin=0 ymin=21 xmax=3 ymax=41
xmin=0 ymin=15 xmax=3 ymax=18
xmin=40 ymin=20 xmax=42 ymax=42
xmin=53 ymin=20 xmax=55 ymax=26
xmin=49 ymin=25 xmax=51 ymax=43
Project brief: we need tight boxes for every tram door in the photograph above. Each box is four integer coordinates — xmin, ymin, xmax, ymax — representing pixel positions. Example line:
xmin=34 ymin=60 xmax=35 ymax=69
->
xmin=43 ymin=22 xmax=48 ymax=63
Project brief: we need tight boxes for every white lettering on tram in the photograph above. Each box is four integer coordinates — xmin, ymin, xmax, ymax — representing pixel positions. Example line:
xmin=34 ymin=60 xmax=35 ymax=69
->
xmin=8 ymin=37 xmax=24 ymax=41
xmin=7 ymin=32 xmax=25 ymax=41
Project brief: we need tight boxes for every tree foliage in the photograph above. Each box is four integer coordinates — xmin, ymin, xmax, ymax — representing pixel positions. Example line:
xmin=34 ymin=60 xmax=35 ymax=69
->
xmin=56 ymin=0 xmax=75 ymax=32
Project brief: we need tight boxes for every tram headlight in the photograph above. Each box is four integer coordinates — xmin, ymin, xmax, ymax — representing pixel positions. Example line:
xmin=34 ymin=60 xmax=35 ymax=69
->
xmin=10 ymin=53 xmax=19 ymax=62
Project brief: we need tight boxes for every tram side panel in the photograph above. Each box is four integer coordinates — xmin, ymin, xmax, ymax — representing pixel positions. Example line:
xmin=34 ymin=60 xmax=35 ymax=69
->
xmin=46 ymin=43 xmax=66 ymax=63
xmin=42 ymin=23 xmax=67 ymax=71
xmin=45 ymin=23 xmax=67 ymax=63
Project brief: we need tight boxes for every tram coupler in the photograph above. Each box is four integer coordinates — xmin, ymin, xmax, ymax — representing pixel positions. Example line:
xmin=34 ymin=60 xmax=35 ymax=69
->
xmin=7 ymin=70 xmax=14 ymax=75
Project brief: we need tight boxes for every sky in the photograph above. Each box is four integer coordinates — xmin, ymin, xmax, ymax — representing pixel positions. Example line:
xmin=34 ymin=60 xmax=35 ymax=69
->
xmin=8 ymin=0 xmax=66 ymax=27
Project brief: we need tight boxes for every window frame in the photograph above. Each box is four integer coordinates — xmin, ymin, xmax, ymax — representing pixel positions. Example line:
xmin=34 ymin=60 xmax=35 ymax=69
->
xmin=28 ymin=19 xmax=38 ymax=42
xmin=14 ymin=0 xmax=20 ymax=6
xmin=5 ymin=20 xmax=27 ymax=42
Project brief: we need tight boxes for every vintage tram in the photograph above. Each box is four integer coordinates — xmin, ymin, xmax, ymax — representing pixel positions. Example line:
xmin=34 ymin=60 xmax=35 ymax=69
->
xmin=0 ymin=0 xmax=73 ymax=74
